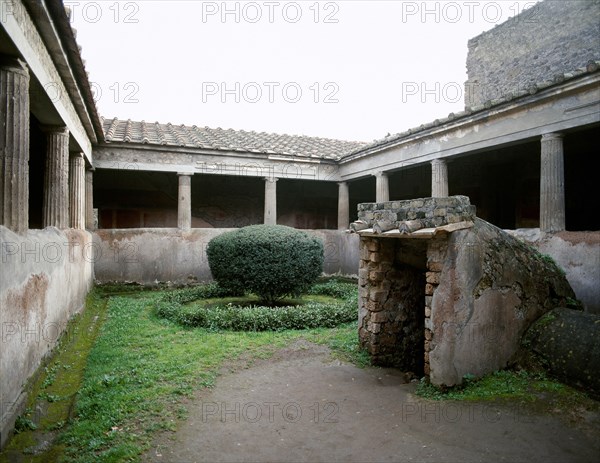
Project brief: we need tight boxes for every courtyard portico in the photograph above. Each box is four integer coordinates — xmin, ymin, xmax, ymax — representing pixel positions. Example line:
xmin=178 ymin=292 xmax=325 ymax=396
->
xmin=1 ymin=0 xmax=599 ymax=449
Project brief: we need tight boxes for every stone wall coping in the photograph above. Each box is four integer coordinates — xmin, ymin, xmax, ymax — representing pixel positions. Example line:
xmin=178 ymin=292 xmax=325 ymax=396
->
xmin=353 ymin=196 xmax=476 ymax=234
xmin=351 ymin=220 xmax=474 ymax=238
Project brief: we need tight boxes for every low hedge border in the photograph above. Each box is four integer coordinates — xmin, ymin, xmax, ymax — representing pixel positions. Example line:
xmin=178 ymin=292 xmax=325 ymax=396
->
xmin=154 ymin=280 xmax=358 ymax=331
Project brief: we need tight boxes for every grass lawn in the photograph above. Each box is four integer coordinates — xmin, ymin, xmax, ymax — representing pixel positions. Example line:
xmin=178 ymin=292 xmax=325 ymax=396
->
xmin=0 ymin=283 xmax=367 ymax=463
xmin=2 ymin=281 xmax=596 ymax=462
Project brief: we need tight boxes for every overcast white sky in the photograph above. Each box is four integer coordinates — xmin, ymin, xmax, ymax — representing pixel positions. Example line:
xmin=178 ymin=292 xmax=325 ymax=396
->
xmin=72 ymin=0 xmax=540 ymax=142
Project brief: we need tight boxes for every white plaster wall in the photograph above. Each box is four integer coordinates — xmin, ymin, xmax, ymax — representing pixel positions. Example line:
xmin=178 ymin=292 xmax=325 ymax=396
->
xmin=0 ymin=226 xmax=94 ymax=446
xmin=92 ymin=229 xmax=359 ymax=284
xmin=507 ymin=229 xmax=600 ymax=314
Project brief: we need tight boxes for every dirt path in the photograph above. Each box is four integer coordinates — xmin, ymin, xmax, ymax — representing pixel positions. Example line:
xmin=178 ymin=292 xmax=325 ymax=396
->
xmin=146 ymin=341 xmax=600 ymax=463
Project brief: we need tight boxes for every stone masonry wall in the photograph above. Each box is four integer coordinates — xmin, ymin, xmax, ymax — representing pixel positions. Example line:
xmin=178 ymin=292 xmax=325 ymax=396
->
xmin=424 ymin=238 xmax=447 ymax=377
xmin=358 ymin=238 xmax=425 ymax=373
xmin=465 ymin=0 xmax=600 ymax=107
xmin=357 ymin=196 xmax=475 ymax=229
xmin=356 ymin=196 xmax=577 ymax=386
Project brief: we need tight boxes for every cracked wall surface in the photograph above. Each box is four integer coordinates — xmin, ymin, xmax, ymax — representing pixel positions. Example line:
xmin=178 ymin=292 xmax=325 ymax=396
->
xmin=356 ymin=197 xmax=576 ymax=386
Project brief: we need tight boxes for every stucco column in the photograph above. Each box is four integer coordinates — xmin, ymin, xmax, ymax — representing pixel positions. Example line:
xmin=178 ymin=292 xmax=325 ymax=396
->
xmin=42 ymin=126 xmax=70 ymax=228
xmin=374 ymin=171 xmax=389 ymax=203
xmin=85 ymin=169 xmax=94 ymax=229
xmin=69 ymin=153 xmax=85 ymax=229
xmin=540 ymin=133 xmax=565 ymax=232
xmin=177 ymin=173 xmax=192 ymax=230
xmin=0 ymin=58 xmax=30 ymax=233
xmin=337 ymin=181 xmax=350 ymax=230
xmin=431 ymin=159 xmax=449 ymax=197
xmin=264 ymin=177 xmax=278 ymax=225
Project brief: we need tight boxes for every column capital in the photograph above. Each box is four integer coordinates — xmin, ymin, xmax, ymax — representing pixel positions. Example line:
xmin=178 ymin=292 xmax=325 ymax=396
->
xmin=373 ymin=171 xmax=388 ymax=178
xmin=177 ymin=172 xmax=194 ymax=176
xmin=337 ymin=180 xmax=348 ymax=186
xmin=541 ymin=132 xmax=564 ymax=142
xmin=0 ymin=56 xmax=28 ymax=75
xmin=431 ymin=158 xmax=447 ymax=165
xmin=40 ymin=125 xmax=69 ymax=136
xmin=264 ymin=176 xmax=279 ymax=183
xmin=70 ymin=152 xmax=85 ymax=159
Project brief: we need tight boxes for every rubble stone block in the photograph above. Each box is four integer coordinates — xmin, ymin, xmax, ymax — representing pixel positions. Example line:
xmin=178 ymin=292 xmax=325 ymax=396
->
xmin=434 ymin=208 xmax=446 ymax=217
xmin=368 ymin=322 xmax=382 ymax=334
xmin=425 ymin=329 xmax=433 ymax=341
xmin=426 ymin=272 xmax=440 ymax=284
xmin=369 ymin=252 xmax=381 ymax=263
xmin=366 ymin=240 xmax=379 ymax=252
xmin=371 ymin=311 xmax=388 ymax=323
xmin=428 ymin=261 xmax=443 ymax=272
xmin=369 ymin=289 xmax=388 ymax=303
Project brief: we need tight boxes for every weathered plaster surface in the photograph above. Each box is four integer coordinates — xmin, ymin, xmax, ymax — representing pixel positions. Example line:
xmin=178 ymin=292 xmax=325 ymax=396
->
xmin=429 ymin=219 xmax=575 ymax=386
xmin=0 ymin=226 xmax=93 ymax=446
xmin=355 ymin=197 xmax=576 ymax=387
xmin=92 ymin=229 xmax=359 ymax=284
xmin=507 ymin=229 xmax=600 ymax=314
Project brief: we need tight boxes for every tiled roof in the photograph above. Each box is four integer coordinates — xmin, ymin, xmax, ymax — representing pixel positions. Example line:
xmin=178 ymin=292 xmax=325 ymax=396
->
xmin=342 ymin=60 xmax=600 ymax=159
xmin=101 ymin=118 xmax=366 ymax=161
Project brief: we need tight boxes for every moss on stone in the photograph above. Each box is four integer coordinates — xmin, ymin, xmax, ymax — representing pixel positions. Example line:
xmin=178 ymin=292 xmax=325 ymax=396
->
xmin=0 ymin=291 xmax=108 ymax=463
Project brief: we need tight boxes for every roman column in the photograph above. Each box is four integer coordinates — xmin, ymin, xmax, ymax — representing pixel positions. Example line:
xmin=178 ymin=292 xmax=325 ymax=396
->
xmin=85 ymin=169 xmax=94 ymax=229
xmin=337 ymin=181 xmax=349 ymax=230
xmin=0 ymin=57 xmax=30 ymax=233
xmin=431 ymin=159 xmax=449 ymax=197
xmin=264 ymin=177 xmax=278 ymax=225
xmin=177 ymin=173 xmax=192 ymax=230
xmin=374 ymin=171 xmax=389 ymax=203
xmin=42 ymin=126 xmax=70 ymax=228
xmin=69 ymin=153 xmax=85 ymax=229
xmin=540 ymin=133 xmax=565 ymax=232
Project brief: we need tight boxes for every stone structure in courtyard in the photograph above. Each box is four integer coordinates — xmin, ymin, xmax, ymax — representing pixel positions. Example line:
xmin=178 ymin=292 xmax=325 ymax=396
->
xmin=1 ymin=0 xmax=598 ymax=447
xmin=353 ymin=196 xmax=575 ymax=386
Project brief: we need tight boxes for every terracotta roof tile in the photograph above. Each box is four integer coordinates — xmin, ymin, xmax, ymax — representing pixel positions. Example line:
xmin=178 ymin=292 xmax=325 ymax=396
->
xmin=101 ymin=118 xmax=366 ymax=161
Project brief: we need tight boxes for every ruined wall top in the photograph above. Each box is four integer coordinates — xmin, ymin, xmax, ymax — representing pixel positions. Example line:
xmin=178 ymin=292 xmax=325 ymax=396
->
xmin=465 ymin=0 xmax=600 ymax=108
xmin=355 ymin=196 xmax=476 ymax=234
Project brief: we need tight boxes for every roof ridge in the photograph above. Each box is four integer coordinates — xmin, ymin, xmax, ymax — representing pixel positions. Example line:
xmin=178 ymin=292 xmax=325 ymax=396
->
xmin=100 ymin=117 xmax=366 ymax=160
xmin=342 ymin=59 xmax=600 ymax=159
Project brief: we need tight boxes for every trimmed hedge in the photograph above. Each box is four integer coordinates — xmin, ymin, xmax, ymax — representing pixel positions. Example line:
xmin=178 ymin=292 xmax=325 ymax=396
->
xmin=206 ymin=225 xmax=324 ymax=304
xmin=154 ymin=279 xmax=357 ymax=331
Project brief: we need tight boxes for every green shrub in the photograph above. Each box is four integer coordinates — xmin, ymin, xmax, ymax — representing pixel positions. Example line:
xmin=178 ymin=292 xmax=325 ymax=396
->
xmin=206 ymin=225 xmax=324 ymax=305
xmin=156 ymin=286 xmax=357 ymax=331
xmin=154 ymin=279 xmax=358 ymax=331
